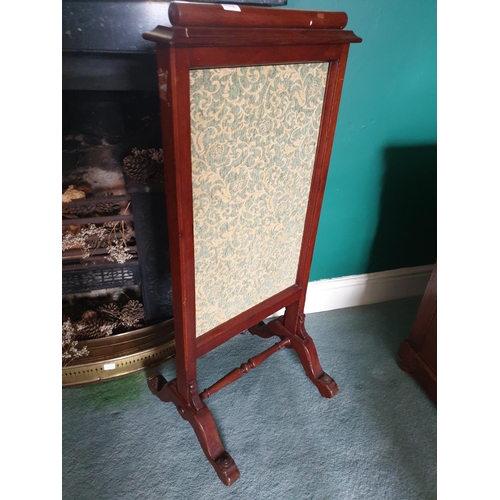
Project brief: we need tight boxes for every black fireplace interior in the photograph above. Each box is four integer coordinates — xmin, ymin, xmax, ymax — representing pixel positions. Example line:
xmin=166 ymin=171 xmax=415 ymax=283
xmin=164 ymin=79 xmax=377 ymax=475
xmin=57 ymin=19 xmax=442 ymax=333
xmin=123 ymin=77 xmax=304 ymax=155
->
xmin=62 ymin=87 xmax=173 ymax=324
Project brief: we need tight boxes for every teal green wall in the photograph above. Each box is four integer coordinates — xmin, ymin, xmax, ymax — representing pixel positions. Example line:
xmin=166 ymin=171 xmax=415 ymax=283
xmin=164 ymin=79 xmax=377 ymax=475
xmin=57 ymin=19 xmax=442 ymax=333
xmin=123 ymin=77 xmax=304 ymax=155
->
xmin=284 ymin=0 xmax=437 ymax=280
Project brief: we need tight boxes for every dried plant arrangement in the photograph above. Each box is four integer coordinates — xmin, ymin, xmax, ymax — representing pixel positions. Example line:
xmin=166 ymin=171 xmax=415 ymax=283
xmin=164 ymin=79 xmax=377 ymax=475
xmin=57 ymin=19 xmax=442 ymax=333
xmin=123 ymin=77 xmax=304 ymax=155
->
xmin=62 ymin=217 xmax=135 ymax=264
xmin=62 ymin=319 xmax=90 ymax=367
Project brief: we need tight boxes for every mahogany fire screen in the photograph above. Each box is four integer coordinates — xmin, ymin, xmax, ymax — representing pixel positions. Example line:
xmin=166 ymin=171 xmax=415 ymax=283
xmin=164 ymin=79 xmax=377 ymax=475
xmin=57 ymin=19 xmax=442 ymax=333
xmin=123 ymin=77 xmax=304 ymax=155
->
xmin=143 ymin=1 xmax=361 ymax=486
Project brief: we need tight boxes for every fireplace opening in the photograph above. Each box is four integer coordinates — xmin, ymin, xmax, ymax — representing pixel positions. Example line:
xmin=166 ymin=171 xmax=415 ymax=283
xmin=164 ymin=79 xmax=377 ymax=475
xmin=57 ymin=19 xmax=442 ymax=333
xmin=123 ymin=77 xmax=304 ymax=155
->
xmin=62 ymin=87 xmax=175 ymax=385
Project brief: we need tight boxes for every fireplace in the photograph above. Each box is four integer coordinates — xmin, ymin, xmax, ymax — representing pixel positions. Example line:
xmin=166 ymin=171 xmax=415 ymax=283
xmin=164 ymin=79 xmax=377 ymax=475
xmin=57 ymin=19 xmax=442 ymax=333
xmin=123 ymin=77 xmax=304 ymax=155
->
xmin=62 ymin=1 xmax=174 ymax=386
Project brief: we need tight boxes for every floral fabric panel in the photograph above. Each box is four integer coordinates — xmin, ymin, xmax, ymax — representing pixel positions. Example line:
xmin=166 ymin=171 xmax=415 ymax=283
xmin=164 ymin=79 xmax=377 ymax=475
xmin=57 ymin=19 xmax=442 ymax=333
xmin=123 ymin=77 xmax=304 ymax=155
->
xmin=190 ymin=62 xmax=328 ymax=337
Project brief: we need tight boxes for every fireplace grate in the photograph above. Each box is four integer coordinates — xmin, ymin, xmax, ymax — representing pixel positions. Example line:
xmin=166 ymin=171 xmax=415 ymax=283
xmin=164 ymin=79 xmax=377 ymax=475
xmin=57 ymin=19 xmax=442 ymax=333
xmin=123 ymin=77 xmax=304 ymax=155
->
xmin=62 ymin=264 xmax=140 ymax=295
xmin=62 ymin=192 xmax=140 ymax=293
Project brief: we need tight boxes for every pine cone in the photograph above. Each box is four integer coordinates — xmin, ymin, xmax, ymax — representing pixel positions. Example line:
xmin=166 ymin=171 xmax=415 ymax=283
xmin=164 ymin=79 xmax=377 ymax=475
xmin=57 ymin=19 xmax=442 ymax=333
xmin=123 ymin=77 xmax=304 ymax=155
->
xmin=119 ymin=300 xmax=145 ymax=328
xmin=93 ymin=202 xmax=121 ymax=216
xmin=63 ymin=204 xmax=93 ymax=218
xmin=74 ymin=317 xmax=115 ymax=340
xmin=81 ymin=310 xmax=98 ymax=322
xmin=62 ymin=202 xmax=122 ymax=219
xmin=98 ymin=303 xmax=121 ymax=322
xmin=123 ymin=148 xmax=164 ymax=186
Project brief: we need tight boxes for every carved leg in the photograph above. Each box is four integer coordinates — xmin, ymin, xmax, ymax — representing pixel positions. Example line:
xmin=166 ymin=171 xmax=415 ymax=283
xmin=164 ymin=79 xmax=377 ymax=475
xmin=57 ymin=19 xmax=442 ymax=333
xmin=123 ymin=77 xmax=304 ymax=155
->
xmin=289 ymin=316 xmax=339 ymax=398
xmin=147 ymin=374 xmax=240 ymax=486
xmin=249 ymin=316 xmax=338 ymax=398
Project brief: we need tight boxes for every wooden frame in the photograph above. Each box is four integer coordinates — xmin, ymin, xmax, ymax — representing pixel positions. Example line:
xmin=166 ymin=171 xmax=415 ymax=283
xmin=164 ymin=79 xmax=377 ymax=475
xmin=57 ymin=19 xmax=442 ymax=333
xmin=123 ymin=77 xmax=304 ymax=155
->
xmin=143 ymin=1 xmax=361 ymax=485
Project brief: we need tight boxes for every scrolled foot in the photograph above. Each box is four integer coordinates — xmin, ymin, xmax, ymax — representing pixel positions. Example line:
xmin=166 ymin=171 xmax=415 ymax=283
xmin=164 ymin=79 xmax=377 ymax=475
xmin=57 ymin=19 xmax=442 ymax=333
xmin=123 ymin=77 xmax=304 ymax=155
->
xmin=147 ymin=377 xmax=241 ymax=485
xmin=315 ymin=372 xmax=339 ymax=398
xmin=256 ymin=316 xmax=339 ymax=399
xmin=212 ymin=451 xmax=240 ymax=486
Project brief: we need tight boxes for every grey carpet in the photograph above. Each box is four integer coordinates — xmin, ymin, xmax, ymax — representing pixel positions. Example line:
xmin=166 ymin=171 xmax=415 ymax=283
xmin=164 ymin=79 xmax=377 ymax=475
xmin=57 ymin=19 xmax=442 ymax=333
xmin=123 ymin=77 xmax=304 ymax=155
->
xmin=62 ymin=297 xmax=436 ymax=500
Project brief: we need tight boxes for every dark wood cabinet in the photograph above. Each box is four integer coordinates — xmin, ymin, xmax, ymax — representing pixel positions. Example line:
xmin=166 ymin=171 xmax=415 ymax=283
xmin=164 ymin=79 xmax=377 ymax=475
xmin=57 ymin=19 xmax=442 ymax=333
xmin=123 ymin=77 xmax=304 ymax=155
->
xmin=397 ymin=263 xmax=437 ymax=403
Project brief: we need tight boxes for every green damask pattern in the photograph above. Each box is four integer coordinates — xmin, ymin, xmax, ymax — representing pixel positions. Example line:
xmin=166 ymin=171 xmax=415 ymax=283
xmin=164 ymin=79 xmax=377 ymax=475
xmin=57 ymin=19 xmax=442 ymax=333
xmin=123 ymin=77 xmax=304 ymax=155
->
xmin=190 ymin=63 xmax=328 ymax=337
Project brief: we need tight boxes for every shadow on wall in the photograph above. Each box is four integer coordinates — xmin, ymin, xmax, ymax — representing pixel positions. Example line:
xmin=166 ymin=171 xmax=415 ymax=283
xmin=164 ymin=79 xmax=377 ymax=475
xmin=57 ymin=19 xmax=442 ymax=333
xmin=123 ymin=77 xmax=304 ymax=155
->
xmin=367 ymin=144 xmax=437 ymax=274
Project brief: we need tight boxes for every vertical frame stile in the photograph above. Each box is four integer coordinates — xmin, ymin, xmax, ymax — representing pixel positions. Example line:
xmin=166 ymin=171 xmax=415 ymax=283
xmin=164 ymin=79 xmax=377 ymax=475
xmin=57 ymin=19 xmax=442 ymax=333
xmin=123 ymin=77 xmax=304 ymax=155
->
xmin=284 ymin=44 xmax=352 ymax=334
xmin=156 ymin=45 xmax=198 ymax=402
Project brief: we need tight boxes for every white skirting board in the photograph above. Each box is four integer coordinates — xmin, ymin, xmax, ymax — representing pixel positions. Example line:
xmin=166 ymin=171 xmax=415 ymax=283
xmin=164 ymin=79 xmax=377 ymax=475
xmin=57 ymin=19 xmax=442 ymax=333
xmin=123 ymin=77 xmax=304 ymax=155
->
xmin=269 ymin=264 xmax=434 ymax=317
